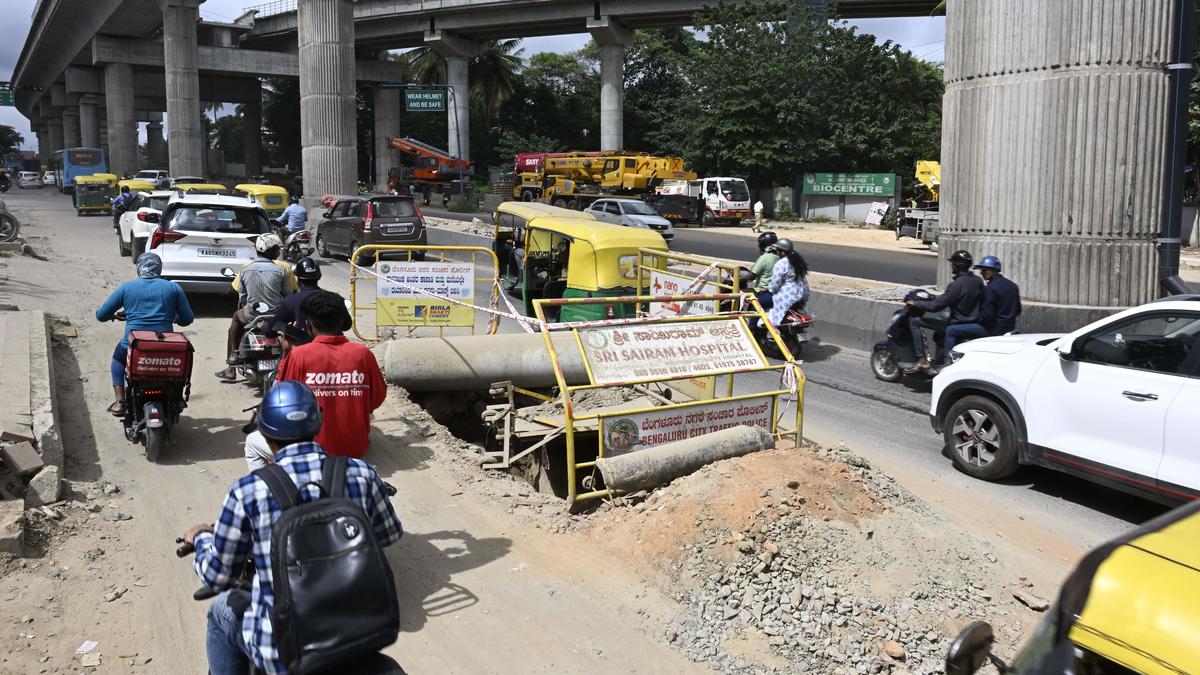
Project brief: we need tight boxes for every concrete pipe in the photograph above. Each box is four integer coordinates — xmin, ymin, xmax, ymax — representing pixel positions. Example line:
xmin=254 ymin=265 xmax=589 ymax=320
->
xmin=380 ymin=333 xmax=589 ymax=392
xmin=596 ymin=426 xmax=775 ymax=493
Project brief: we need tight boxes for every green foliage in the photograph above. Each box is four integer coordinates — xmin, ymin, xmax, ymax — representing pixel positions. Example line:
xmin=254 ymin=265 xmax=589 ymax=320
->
xmin=0 ymin=125 xmax=25 ymax=155
xmin=447 ymin=197 xmax=479 ymax=213
xmin=210 ymin=113 xmax=245 ymax=164
xmin=262 ymin=78 xmax=301 ymax=169
xmin=775 ymin=201 xmax=798 ymax=222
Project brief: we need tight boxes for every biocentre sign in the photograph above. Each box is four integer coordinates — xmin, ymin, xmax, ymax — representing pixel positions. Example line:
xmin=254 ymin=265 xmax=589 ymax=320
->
xmin=802 ymin=173 xmax=897 ymax=197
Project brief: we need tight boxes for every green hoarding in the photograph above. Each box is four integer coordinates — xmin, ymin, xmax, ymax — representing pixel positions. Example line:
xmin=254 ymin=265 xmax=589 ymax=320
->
xmin=802 ymin=173 xmax=896 ymax=197
xmin=405 ymin=89 xmax=445 ymax=112
xmin=0 ymin=82 xmax=13 ymax=107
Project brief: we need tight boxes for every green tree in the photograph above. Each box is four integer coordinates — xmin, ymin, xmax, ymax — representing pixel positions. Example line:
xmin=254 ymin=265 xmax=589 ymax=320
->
xmin=0 ymin=125 xmax=25 ymax=155
xmin=262 ymin=78 xmax=301 ymax=169
xmin=622 ymin=28 xmax=700 ymax=153
xmin=211 ymin=112 xmax=245 ymax=164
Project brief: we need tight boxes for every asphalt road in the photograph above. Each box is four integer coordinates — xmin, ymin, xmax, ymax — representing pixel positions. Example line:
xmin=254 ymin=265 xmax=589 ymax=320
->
xmin=421 ymin=206 xmax=937 ymax=286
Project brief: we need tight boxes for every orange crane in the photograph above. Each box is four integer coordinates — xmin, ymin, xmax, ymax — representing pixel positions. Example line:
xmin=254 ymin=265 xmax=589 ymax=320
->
xmin=387 ymin=136 xmax=472 ymax=182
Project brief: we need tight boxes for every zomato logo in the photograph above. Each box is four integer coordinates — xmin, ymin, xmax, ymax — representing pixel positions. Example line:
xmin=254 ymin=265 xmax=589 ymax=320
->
xmin=306 ymin=371 xmax=367 ymax=386
xmin=138 ymin=356 xmax=183 ymax=367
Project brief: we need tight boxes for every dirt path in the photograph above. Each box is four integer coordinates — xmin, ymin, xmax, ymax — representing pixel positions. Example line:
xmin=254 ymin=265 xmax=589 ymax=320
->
xmin=0 ymin=190 xmax=706 ymax=675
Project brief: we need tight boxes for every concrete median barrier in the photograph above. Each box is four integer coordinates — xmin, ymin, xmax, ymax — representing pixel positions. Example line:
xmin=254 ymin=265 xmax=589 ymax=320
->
xmin=0 ymin=310 xmax=64 ymax=507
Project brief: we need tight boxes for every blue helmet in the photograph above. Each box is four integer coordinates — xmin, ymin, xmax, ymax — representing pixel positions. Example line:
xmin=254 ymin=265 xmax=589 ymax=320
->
xmin=258 ymin=380 xmax=323 ymax=442
xmin=974 ymin=256 xmax=1002 ymax=272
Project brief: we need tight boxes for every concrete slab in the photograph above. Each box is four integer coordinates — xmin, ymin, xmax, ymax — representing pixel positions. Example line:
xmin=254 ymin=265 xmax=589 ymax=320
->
xmin=0 ymin=498 xmax=23 ymax=556
xmin=0 ymin=441 xmax=45 ymax=477
xmin=0 ymin=311 xmax=63 ymax=502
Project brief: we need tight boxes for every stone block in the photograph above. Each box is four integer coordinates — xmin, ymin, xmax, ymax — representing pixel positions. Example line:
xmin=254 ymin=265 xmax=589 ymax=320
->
xmin=0 ymin=442 xmax=44 ymax=476
xmin=0 ymin=498 xmax=23 ymax=556
xmin=24 ymin=465 xmax=60 ymax=508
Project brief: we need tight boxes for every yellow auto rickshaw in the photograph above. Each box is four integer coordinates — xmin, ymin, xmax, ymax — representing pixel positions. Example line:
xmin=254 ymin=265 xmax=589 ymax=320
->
xmin=73 ymin=175 xmax=115 ymax=216
xmin=176 ymin=182 xmax=230 ymax=195
xmin=118 ymin=178 xmax=156 ymax=194
xmin=492 ymin=201 xmax=667 ymax=322
xmin=947 ymin=500 xmax=1200 ymax=675
xmin=234 ymin=183 xmax=289 ymax=219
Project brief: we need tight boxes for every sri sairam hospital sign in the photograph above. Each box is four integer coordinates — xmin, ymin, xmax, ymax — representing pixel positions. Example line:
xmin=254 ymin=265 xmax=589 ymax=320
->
xmin=802 ymin=173 xmax=896 ymax=197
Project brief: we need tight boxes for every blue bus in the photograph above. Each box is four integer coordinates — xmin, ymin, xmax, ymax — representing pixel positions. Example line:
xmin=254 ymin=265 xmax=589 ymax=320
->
xmin=50 ymin=147 xmax=108 ymax=193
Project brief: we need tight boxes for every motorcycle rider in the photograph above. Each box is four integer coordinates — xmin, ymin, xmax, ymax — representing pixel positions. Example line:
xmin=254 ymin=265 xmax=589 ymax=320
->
xmin=279 ymin=195 xmax=307 ymax=235
xmin=265 ymin=256 xmax=321 ymax=341
xmin=216 ymin=233 xmax=295 ymax=382
xmin=110 ymin=185 xmax=134 ymax=226
xmin=939 ymin=256 xmax=1022 ymax=362
xmin=906 ymin=249 xmax=985 ymax=370
xmin=95 ymin=253 xmax=194 ymax=416
xmin=184 ymin=380 xmax=403 ymax=675
xmin=746 ymin=232 xmax=780 ymax=329
xmin=763 ymin=238 xmax=809 ymax=330
xmin=276 ymin=290 xmax=386 ymax=459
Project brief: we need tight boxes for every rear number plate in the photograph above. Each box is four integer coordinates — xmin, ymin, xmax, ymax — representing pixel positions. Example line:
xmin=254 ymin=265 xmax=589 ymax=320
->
xmin=198 ymin=248 xmax=236 ymax=257
xmin=257 ymin=359 xmax=279 ymax=371
xmin=384 ymin=226 xmax=412 ymax=234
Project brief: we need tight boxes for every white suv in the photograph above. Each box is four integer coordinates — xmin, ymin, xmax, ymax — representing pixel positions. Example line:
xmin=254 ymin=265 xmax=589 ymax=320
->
xmin=145 ymin=193 xmax=272 ymax=293
xmin=116 ymin=190 xmax=172 ymax=259
xmin=930 ymin=297 xmax=1200 ymax=503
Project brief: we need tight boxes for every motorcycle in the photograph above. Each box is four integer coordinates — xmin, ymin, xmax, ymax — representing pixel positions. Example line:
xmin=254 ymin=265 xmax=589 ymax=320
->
xmin=870 ymin=288 xmax=940 ymax=382
xmin=733 ymin=269 xmax=814 ymax=360
xmin=0 ymin=173 xmax=10 ymax=194
xmin=0 ymin=204 xmax=20 ymax=243
xmin=271 ymin=219 xmax=314 ymax=264
xmin=236 ymin=304 xmax=282 ymax=389
xmin=113 ymin=309 xmax=194 ymax=462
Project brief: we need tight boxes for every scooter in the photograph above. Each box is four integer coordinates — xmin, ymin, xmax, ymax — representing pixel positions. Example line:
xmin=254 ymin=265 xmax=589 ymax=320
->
xmin=760 ymin=301 xmax=814 ymax=359
xmin=235 ymin=304 xmax=281 ymax=389
xmin=272 ymin=219 xmax=314 ymax=263
xmin=870 ymin=288 xmax=938 ymax=382
xmin=113 ymin=310 xmax=194 ymax=462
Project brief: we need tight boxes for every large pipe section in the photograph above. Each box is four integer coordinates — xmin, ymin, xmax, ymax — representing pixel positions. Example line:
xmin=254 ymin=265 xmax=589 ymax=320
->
xmin=596 ymin=426 xmax=775 ymax=493
xmin=381 ymin=333 xmax=589 ymax=392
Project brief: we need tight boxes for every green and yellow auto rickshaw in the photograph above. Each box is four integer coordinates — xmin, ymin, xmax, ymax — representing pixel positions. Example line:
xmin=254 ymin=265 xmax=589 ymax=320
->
xmin=234 ymin=183 xmax=289 ymax=219
xmin=73 ymin=175 xmax=115 ymax=216
xmin=492 ymin=201 xmax=668 ymax=322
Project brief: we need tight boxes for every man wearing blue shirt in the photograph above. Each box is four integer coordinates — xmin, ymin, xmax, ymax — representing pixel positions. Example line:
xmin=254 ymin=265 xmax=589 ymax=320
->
xmin=279 ymin=196 xmax=307 ymax=234
xmin=95 ymin=253 xmax=194 ymax=416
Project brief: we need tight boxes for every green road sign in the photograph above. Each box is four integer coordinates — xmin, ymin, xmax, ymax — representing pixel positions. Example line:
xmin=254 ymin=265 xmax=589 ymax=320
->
xmin=405 ymin=89 xmax=445 ymax=112
xmin=802 ymin=172 xmax=896 ymax=197
xmin=0 ymin=82 xmax=13 ymax=107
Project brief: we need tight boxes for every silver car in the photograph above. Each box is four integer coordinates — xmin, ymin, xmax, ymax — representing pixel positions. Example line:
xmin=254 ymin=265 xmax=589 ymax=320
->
xmin=585 ymin=198 xmax=675 ymax=243
xmin=17 ymin=171 xmax=43 ymax=189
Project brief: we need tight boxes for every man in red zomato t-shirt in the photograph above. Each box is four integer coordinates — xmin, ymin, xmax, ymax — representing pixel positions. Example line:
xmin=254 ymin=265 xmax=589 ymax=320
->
xmin=276 ymin=290 xmax=386 ymax=457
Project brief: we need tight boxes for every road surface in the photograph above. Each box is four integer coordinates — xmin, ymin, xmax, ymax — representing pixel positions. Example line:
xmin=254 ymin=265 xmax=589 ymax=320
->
xmin=422 ymin=206 xmax=937 ymax=286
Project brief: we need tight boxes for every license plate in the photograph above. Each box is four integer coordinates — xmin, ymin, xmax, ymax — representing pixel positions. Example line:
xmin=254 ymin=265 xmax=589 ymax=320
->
xmin=198 ymin=248 xmax=236 ymax=257
xmin=257 ymin=359 xmax=279 ymax=372
xmin=383 ymin=226 xmax=412 ymax=235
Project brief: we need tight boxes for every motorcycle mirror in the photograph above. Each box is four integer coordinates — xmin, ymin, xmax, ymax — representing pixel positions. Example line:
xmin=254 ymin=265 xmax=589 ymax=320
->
xmin=945 ymin=622 xmax=996 ymax=675
xmin=220 ymin=267 xmax=236 ymax=278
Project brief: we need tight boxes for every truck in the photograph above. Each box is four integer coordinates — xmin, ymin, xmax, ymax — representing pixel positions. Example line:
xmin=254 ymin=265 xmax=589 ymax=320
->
xmin=385 ymin=136 xmax=472 ymax=205
xmin=895 ymin=160 xmax=940 ymax=247
xmin=657 ymin=176 xmax=753 ymax=227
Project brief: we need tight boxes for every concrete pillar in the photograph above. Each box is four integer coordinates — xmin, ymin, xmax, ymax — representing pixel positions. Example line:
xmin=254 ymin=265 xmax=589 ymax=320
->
xmin=298 ymin=0 xmax=357 ymax=198
xmin=242 ymin=96 xmax=263 ymax=177
xmin=104 ymin=62 xmax=138 ymax=177
xmin=36 ymin=129 xmax=48 ymax=168
xmin=162 ymin=0 xmax=204 ymax=177
xmin=47 ymin=117 xmax=64 ymax=156
xmin=941 ymin=0 xmax=1173 ymax=307
xmin=79 ymin=95 xmax=101 ymax=148
xmin=588 ymin=17 xmax=632 ymax=152
xmin=425 ymin=30 xmax=479 ymax=163
xmin=61 ymin=107 xmax=81 ymax=149
xmin=146 ymin=121 xmax=166 ymax=168
xmin=374 ymin=84 xmax=400 ymax=191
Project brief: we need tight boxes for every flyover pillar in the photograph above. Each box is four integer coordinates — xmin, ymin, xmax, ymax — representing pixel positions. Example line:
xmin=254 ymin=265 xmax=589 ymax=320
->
xmin=146 ymin=121 xmax=166 ymax=168
xmin=941 ymin=0 xmax=1172 ymax=307
xmin=374 ymin=83 xmax=401 ymax=191
xmin=35 ymin=128 xmax=47 ymax=168
xmin=79 ymin=95 xmax=100 ymax=148
xmin=162 ymin=0 xmax=204 ymax=177
xmin=425 ymin=30 xmax=478 ymax=165
xmin=298 ymin=0 xmax=357 ymax=199
xmin=588 ymin=17 xmax=633 ymax=152
xmin=61 ymin=106 xmax=81 ymax=149
xmin=47 ymin=118 xmax=63 ymax=156
xmin=242 ymin=96 xmax=263 ymax=177
xmin=104 ymin=62 xmax=138 ymax=178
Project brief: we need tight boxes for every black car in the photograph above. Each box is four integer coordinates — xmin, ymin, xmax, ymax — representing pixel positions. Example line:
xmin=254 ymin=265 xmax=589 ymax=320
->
xmin=316 ymin=194 xmax=428 ymax=264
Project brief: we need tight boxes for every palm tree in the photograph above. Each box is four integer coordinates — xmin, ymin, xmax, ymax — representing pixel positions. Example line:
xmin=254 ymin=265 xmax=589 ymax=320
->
xmin=405 ymin=39 xmax=525 ymax=119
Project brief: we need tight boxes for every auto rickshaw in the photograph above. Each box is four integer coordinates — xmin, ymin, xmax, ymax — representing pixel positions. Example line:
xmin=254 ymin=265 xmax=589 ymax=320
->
xmin=492 ymin=201 xmax=668 ymax=322
xmin=118 ymin=178 xmax=156 ymax=194
xmin=947 ymin=499 xmax=1200 ymax=675
xmin=73 ymin=175 xmax=115 ymax=216
xmin=234 ymin=183 xmax=288 ymax=219
xmin=176 ymin=182 xmax=230 ymax=195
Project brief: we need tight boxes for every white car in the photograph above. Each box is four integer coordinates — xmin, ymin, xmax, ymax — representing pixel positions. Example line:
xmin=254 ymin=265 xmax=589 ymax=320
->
xmin=16 ymin=171 xmax=42 ymax=189
xmin=930 ymin=297 xmax=1200 ymax=503
xmin=584 ymin=198 xmax=675 ymax=242
xmin=115 ymin=190 xmax=172 ymax=259
xmin=145 ymin=193 xmax=273 ymax=293
xmin=41 ymin=171 xmax=56 ymax=187
xmin=132 ymin=169 xmax=170 ymax=188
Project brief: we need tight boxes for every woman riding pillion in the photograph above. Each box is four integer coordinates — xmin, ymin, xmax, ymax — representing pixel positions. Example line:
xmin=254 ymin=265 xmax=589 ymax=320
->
xmin=752 ymin=238 xmax=809 ymax=332
xmin=95 ymin=253 xmax=195 ymax=416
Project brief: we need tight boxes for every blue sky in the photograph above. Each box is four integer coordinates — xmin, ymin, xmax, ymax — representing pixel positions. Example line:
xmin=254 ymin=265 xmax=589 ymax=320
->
xmin=0 ymin=0 xmax=945 ymax=150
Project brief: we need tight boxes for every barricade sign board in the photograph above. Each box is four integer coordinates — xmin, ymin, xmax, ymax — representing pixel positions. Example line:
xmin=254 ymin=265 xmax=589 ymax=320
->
xmin=601 ymin=395 xmax=774 ymax=455
xmin=578 ymin=319 xmax=767 ymax=385
xmin=648 ymin=269 xmax=718 ymax=317
xmin=865 ymin=201 xmax=889 ymax=226
xmin=376 ymin=260 xmax=475 ymax=326
xmin=670 ymin=375 xmax=718 ymax=401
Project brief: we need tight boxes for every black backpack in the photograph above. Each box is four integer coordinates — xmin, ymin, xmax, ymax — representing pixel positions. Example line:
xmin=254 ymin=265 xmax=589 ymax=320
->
xmin=255 ymin=456 xmax=399 ymax=674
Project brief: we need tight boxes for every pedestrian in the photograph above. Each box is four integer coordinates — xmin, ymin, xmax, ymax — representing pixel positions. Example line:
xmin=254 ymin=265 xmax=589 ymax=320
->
xmin=753 ymin=199 xmax=765 ymax=233
xmin=275 ymin=290 xmax=386 ymax=458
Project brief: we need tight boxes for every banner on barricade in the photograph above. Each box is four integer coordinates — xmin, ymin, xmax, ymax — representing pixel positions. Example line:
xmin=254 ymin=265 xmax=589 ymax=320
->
xmin=648 ymin=270 xmax=718 ymax=317
xmin=578 ymin=319 xmax=766 ymax=385
xmin=601 ymin=395 xmax=774 ymax=454
xmin=376 ymin=261 xmax=475 ymax=327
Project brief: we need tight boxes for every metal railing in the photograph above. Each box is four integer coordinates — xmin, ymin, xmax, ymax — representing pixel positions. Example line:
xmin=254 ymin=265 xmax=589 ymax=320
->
xmin=243 ymin=0 xmax=297 ymax=18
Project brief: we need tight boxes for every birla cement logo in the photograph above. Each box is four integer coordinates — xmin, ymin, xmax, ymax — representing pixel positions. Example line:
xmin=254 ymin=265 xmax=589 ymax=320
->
xmin=305 ymin=370 xmax=368 ymax=386
xmin=137 ymin=356 xmax=183 ymax=368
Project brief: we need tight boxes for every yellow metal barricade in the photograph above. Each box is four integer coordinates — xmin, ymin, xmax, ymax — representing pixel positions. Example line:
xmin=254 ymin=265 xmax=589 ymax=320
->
xmin=348 ymin=245 xmax=501 ymax=342
xmin=532 ymin=292 xmax=805 ymax=510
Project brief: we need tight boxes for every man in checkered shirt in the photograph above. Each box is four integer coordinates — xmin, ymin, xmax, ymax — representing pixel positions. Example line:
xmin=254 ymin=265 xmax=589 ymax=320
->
xmin=182 ymin=381 xmax=403 ymax=674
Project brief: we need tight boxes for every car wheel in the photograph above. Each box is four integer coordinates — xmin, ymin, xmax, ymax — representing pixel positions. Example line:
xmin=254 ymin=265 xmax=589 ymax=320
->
xmin=131 ymin=238 xmax=145 ymax=261
xmin=317 ymin=233 xmax=330 ymax=258
xmin=870 ymin=348 xmax=902 ymax=382
xmin=117 ymin=232 xmax=130 ymax=257
xmin=943 ymin=395 xmax=1020 ymax=480
xmin=350 ymin=240 xmax=366 ymax=266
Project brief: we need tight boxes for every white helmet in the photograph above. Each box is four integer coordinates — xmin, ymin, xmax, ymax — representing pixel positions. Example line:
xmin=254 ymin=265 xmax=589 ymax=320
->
xmin=255 ymin=232 xmax=283 ymax=253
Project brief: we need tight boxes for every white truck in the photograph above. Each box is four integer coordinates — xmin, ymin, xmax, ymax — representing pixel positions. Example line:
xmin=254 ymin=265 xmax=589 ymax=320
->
xmin=656 ymin=176 xmax=752 ymax=227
